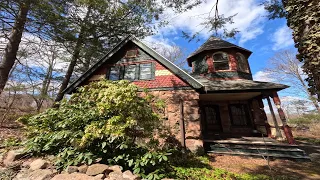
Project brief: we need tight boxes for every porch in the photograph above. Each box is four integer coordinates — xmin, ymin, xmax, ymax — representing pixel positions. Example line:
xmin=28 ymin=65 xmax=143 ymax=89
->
xmin=195 ymin=79 xmax=295 ymax=144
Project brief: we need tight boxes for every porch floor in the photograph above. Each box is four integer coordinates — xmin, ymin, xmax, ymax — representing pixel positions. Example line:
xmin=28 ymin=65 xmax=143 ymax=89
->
xmin=204 ymin=136 xmax=292 ymax=146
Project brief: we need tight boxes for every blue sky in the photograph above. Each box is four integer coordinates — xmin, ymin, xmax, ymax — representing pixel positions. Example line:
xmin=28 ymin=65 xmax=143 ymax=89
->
xmin=142 ymin=0 xmax=315 ymax=112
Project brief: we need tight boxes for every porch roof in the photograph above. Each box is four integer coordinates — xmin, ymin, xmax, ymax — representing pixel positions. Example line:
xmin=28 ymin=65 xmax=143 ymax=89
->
xmin=192 ymin=75 xmax=289 ymax=92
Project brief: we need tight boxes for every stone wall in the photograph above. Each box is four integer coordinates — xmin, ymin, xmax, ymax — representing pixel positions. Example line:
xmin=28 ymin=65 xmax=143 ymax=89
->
xmin=147 ymin=90 xmax=202 ymax=152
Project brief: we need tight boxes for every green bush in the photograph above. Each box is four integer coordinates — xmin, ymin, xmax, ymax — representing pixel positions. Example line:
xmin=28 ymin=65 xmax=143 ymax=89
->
xmin=18 ymin=80 xmax=170 ymax=179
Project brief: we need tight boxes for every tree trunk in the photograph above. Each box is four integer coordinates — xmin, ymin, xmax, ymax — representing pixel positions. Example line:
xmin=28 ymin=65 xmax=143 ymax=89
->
xmin=54 ymin=6 xmax=92 ymax=102
xmin=0 ymin=2 xmax=30 ymax=94
xmin=54 ymin=31 xmax=84 ymax=102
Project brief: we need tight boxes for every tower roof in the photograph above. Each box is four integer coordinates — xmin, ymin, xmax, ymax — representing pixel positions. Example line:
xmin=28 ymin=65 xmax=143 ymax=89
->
xmin=187 ymin=36 xmax=252 ymax=61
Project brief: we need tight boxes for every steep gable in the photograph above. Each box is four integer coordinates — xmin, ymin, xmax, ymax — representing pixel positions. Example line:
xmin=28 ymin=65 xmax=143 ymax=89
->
xmin=63 ymin=35 xmax=203 ymax=94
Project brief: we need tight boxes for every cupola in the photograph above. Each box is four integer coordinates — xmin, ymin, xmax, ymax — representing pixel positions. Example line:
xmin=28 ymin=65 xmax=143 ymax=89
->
xmin=187 ymin=37 xmax=253 ymax=80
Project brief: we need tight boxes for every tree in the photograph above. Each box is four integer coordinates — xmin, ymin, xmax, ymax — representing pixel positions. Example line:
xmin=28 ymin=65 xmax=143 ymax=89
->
xmin=0 ymin=0 xmax=69 ymax=94
xmin=54 ymin=0 xmax=204 ymax=102
xmin=264 ymin=0 xmax=320 ymax=101
xmin=265 ymin=50 xmax=320 ymax=112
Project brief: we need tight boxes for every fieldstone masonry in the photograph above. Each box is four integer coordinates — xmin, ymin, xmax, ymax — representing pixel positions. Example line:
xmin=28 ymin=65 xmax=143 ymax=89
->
xmin=147 ymin=89 xmax=203 ymax=151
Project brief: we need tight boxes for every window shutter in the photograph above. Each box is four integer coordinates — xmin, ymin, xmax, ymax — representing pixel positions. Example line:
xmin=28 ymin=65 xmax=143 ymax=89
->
xmin=135 ymin=64 xmax=140 ymax=80
xmin=119 ymin=66 xmax=124 ymax=79
xmin=151 ymin=62 xmax=155 ymax=79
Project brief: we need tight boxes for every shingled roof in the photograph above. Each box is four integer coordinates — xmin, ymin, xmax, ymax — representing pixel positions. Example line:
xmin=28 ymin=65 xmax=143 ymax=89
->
xmin=187 ymin=36 xmax=252 ymax=60
xmin=191 ymin=75 xmax=288 ymax=92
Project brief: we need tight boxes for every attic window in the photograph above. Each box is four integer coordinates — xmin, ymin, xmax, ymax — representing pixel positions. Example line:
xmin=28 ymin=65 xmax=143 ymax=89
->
xmin=212 ymin=52 xmax=229 ymax=71
xmin=236 ymin=53 xmax=249 ymax=73
xmin=125 ymin=49 xmax=138 ymax=58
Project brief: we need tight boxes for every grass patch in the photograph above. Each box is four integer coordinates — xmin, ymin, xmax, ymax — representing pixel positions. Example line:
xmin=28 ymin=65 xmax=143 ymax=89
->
xmin=295 ymin=136 xmax=320 ymax=145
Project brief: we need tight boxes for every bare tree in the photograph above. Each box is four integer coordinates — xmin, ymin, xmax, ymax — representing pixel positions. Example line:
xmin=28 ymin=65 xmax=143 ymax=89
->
xmin=265 ymin=50 xmax=320 ymax=112
xmin=149 ymin=43 xmax=190 ymax=72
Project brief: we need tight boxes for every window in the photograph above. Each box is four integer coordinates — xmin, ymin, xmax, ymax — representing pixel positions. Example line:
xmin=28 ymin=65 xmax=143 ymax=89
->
xmin=125 ymin=49 xmax=138 ymax=58
xmin=205 ymin=106 xmax=219 ymax=125
xmin=213 ymin=52 xmax=229 ymax=71
xmin=124 ymin=65 xmax=136 ymax=80
xmin=108 ymin=63 xmax=153 ymax=81
xmin=229 ymin=104 xmax=251 ymax=126
xmin=139 ymin=63 xmax=152 ymax=80
xmin=236 ymin=53 xmax=249 ymax=73
xmin=109 ymin=66 xmax=120 ymax=80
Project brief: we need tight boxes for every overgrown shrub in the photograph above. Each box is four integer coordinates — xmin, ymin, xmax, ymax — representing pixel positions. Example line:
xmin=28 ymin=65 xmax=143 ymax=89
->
xmin=18 ymin=80 xmax=170 ymax=179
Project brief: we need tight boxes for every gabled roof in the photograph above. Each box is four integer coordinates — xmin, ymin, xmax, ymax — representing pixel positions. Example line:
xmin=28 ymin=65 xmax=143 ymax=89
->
xmin=187 ymin=36 xmax=252 ymax=64
xmin=62 ymin=35 xmax=203 ymax=94
xmin=191 ymin=75 xmax=289 ymax=92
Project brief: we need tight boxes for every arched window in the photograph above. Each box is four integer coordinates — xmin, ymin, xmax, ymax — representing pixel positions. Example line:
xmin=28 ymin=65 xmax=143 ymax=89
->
xmin=236 ymin=53 xmax=249 ymax=73
xmin=212 ymin=52 xmax=229 ymax=71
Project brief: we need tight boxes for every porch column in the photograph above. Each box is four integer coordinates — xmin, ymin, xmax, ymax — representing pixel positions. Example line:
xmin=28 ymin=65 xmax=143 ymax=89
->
xmin=258 ymin=99 xmax=272 ymax=137
xmin=271 ymin=91 xmax=296 ymax=144
xmin=266 ymin=97 xmax=282 ymax=138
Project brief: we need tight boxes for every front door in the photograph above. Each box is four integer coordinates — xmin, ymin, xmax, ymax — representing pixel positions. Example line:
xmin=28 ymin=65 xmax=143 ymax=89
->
xmin=203 ymin=105 xmax=222 ymax=136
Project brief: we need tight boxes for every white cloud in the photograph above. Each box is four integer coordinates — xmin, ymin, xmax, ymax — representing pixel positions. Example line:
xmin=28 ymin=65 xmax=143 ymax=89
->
xmin=157 ymin=0 xmax=266 ymax=44
xmin=271 ymin=25 xmax=294 ymax=51
xmin=253 ymin=71 xmax=275 ymax=82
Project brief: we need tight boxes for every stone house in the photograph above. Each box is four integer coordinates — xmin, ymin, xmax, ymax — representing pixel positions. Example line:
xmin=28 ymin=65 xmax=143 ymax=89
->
xmin=63 ymin=35 xmax=295 ymax=152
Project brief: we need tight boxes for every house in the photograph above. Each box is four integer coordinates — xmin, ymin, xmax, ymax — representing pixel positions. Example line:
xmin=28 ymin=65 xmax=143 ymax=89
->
xmin=63 ymin=35 xmax=296 ymax=152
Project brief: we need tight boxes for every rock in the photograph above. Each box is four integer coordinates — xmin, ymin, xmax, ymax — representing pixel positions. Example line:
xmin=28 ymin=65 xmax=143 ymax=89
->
xmin=123 ymin=170 xmax=140 ymax=180
xmin=78 ymin=164 xmax=88 ymax=173
xmin=108 ymin=165 xmax=122 ymax=172
xmin=29 ymin=159 xmax=48 ymax=170
xmin=66 ymin=166 xmax=78 ymax=173
xmin=28 ymin=169 xmax=57 ymax=180
xmin=52 ymin=173 xmax=95 ymax=180
xmin=94 ymin=174 xmax=105 ymax=179
xmin=21 ymin=160 xmax=31 ymax=169
xmin=13 ymin=168 xmax=30 ymax=180
xmin=3 ymin=149 xmax=26 ymax=166
xmin=108 ymin=171 xmax=123 ymax=180
xmin=86 ymin=164 xmax=110 ymax=176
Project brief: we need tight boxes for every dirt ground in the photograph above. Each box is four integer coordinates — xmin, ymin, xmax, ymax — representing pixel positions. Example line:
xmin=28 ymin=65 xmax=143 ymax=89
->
xmin=207 ymin=130 xmax=320 ymax=180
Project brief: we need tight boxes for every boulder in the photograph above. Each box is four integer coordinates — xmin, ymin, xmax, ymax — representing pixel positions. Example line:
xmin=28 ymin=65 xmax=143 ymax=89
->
xmin=86 ymin=164 xmax=110 ymax=176
xmin=52 ymin=173 xmax=95 ymax=180
xmin=28 ymin=169 xmax=57 ymax=180
xmin=108 ymin=165 xmax=122 ymax=172
xmin=29 ymin=159 xmax=48 ymax=171
xmin=13 ymin=168 xmax=30 ymax=180
xmin=94 ymin=174 xmax=105 ymax=179
xmin=122 ymin=170 xmax=140 ymax=180
xmin=108 ymin=171 xmax=123 ymax=180
xmin=66 ymin=166 xmax=78 ymax=173
xmin=78 ymin=164 xmax=88 ymax=173
xmin=3 ymin=149 xmax=26 ymax=166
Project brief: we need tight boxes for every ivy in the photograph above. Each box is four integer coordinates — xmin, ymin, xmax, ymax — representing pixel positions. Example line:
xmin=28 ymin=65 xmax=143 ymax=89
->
xmin=264 ymin=0 xmax=320 ymax=100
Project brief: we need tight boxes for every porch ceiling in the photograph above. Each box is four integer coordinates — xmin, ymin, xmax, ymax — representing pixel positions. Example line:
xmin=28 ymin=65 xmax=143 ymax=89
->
xmin=200 ymin=92 xmax=261 ymax=101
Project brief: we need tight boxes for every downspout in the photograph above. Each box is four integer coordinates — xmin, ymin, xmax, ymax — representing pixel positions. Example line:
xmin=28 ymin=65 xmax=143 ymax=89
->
xmin=179 ymin=99 xmax=186 ymax=149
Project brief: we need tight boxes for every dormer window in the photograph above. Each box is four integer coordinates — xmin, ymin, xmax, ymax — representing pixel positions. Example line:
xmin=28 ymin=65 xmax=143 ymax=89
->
xmin=236 ymin=53 xmax=249 ymax=73
xmin=212 ymin=52 xmax=229 ymax=71
xmin=125 ymin=49 xmax=138 ymax=58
